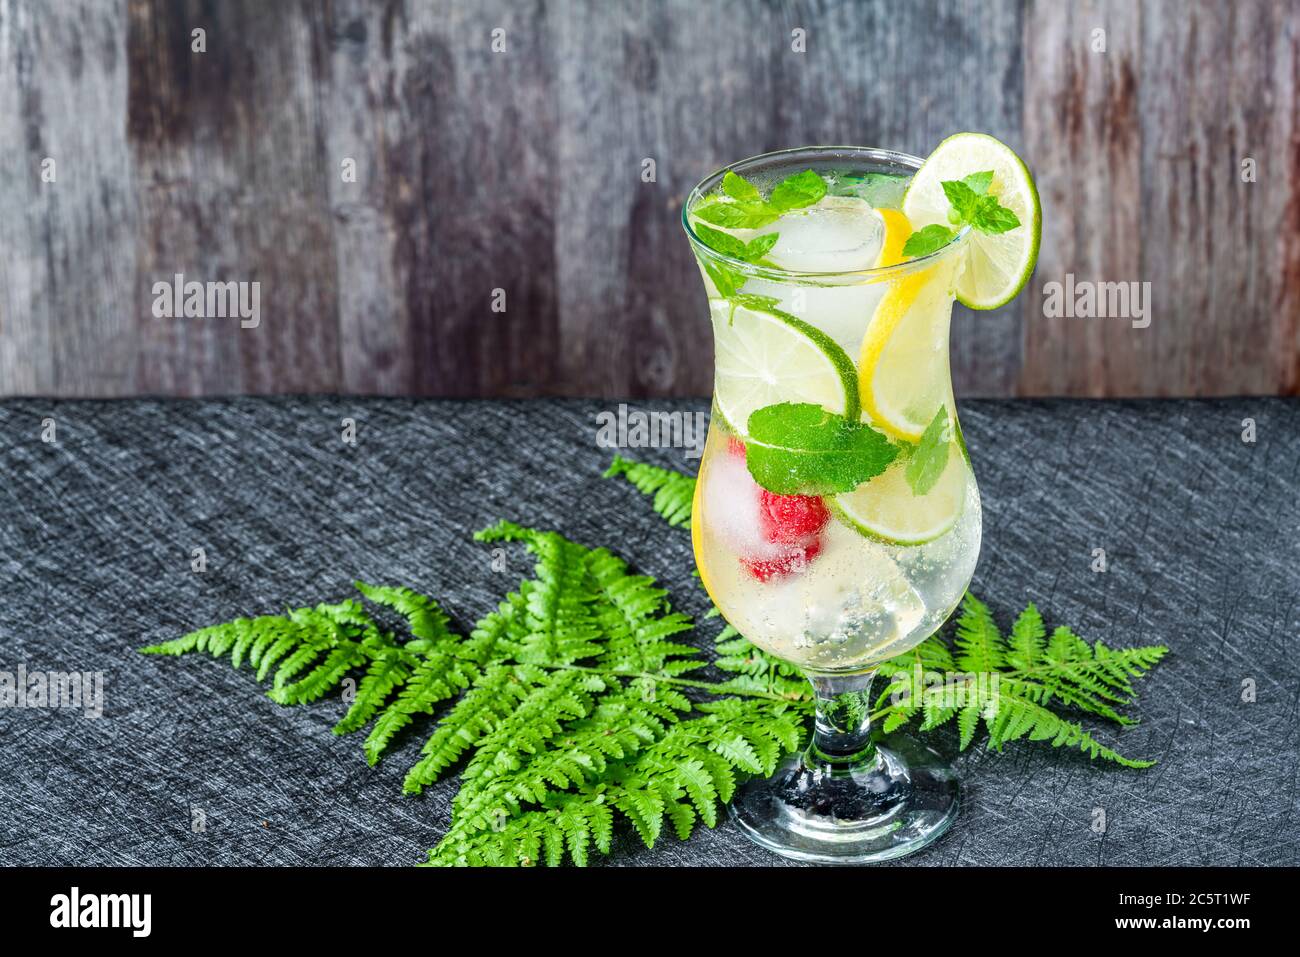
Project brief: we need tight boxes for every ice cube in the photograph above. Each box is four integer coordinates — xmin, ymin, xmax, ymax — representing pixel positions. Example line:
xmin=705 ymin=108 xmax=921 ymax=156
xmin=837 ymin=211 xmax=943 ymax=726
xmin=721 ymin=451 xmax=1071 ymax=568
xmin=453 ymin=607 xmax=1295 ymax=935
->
xmin=757 ymin=197 xmax=883 ymax=273
xmin=703 ymin=453 xmax=787 ymax=560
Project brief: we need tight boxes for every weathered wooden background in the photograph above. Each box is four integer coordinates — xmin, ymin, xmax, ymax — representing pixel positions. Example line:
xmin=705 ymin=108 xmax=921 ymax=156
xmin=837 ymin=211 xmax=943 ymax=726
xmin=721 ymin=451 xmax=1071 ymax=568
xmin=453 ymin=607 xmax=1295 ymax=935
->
xmin=0 ymin=0 xmax=1296 ymax=398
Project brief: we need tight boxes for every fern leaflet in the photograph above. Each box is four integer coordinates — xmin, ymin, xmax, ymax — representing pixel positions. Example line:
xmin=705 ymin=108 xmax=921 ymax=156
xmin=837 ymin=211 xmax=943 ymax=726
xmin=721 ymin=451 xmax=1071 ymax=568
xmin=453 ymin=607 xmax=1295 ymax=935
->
xmin=603 ymin=454 xmax=695 ymax=528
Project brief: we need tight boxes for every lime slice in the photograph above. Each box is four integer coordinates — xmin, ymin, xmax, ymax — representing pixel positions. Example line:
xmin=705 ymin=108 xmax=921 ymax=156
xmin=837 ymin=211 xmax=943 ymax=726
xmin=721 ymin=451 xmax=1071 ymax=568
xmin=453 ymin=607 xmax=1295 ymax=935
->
xmin=830 ymin=447 xmax=969 ymax=545
xmin=902 ymin=132 xmax=1041 ymax=310
xmin=857 ymin=208 xmax=954 ymax=442
xmin=710 ymin=298 xmax=859 ymax=436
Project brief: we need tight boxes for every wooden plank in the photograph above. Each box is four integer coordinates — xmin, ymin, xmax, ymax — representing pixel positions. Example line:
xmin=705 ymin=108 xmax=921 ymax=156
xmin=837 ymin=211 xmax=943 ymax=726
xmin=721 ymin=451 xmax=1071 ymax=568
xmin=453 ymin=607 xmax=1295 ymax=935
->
xmin=126 ymin=0 xmax=341 ymax=394
xmin=1022 ymin=0 xmax=1299 ymax=397
xmin=1134 ymin=0 xmax=1297 ymax=396
xmin=1020 ymin=0 xmax=1144 ymax=397
xmin=0 ymin=0 xmax=136 ymax=397
xmin=355 ymin=0 xmax=561 ymax=397
xmin=1279 ymin=7 xmax=1300 ymax=395
xmin=311 ymin=0 xmax=414 ymax=395
xmin=549 ymin=0 xmax=773 ymax=397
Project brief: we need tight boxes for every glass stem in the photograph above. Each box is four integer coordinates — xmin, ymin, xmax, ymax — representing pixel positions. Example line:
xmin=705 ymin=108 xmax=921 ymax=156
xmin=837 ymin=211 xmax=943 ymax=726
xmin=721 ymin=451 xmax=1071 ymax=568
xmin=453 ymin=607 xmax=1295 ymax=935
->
xmin=806 ymin=670 xmax=878 ymax=768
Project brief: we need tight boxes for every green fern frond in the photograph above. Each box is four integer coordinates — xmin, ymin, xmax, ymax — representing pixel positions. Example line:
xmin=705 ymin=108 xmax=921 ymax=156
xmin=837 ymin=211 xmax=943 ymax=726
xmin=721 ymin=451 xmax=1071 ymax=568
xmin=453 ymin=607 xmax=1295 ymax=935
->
xmin=142 ymin=615 xmax=279 ymax=662
xmin=956 ymin=702 xmax=982 ymax=750
xmin=426 ymin=696 xmax=808 ymax=867
xmin=983 ymin=693 xmax=1155 ymax=769
xmin=454 ymin=669 xmax=600 ymax=795
xmin=603 ymin=454 xmax=695 ymax=528
xmin=875 ymin=598 xmax=1166 ymax=768
xmin=141 ymin=585 xmax=481 ymax=769
xmin=270 ymin=643 xmax=370 ymax=706
xmin=401 ymin=666 xmax=530 ymax=794
xmin=144 ymin=507 xmax=801 ymax=867
xmin=477 ymin=523 xmax=606 ymax=664
xmin=710 ymin=624 xmax=807 ymax=699
xmin=332 ymin=642 xmax=418 ymax=734
xmin=587 ymin=546 xmax=698 ymax=674
xmin=953 ymin=592 xmax=1006 ymax=672
xmin=354 ymin=582 xmax=453 ymax=642
xmin=998 ymin=626 xmax=1169 ymax=725
xmin=1007 ymin=602 xmax=1046 ymax=670
xmin=363 ymin=652 xmax=478 ymax=765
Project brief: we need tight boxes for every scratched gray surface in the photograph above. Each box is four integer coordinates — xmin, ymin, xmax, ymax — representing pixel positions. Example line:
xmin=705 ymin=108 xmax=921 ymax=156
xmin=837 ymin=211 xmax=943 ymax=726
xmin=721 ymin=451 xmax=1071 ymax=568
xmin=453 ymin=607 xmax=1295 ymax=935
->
xmin=0 ymin=397 xmax=1296 ymax=867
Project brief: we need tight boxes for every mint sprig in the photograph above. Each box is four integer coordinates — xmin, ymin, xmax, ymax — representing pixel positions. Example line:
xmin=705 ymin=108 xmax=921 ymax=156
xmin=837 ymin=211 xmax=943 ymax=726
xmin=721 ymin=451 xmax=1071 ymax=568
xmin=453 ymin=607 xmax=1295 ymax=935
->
xmin=693 ymin=223 xmax=771 ymax=262
xmin=694 ymin=222 xmax=780 ymax=297
xmin=901 ymin=169 xmax=1021 ymax=258
xmin=745 ymin=402 xmax=899 ymax=495
xmin=695 ymin=164 xmax=828 ymax=228
xmin=690 ymin=168 xmax=830 ymax=296
xmin=693 ymin=171 xmax=783 ymax=229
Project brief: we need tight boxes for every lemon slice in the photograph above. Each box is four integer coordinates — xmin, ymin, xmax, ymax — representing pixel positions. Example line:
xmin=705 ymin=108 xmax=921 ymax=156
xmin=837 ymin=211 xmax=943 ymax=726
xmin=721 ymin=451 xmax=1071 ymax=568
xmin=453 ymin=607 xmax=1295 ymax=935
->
xmin=689 ymin=474 xmax=721 ymax=606
xmin=856 ymin=208 xmax=951 ymax=442
xmin=830 ymin=449 xmax=970 ymax=545
xmin=902 ymin=132 xmax=1041 ymax=310
xmin=873 ymin=206 xmax=915 ymax=270
xmin=710 ymin=298 xmax=859 ymax=436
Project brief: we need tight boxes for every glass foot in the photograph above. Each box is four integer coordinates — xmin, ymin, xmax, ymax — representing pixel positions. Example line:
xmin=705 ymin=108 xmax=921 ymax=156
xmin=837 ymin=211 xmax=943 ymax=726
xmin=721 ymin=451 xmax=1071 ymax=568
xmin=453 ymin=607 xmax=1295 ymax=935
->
xmin=728 ymin=732 xmax=959 ymax=864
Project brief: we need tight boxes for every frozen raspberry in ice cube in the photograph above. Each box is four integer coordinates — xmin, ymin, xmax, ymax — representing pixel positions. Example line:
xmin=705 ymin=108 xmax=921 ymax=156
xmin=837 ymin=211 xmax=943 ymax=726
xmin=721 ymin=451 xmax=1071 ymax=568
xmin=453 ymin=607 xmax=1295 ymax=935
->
xmin=741 ymin=540 xmax=822 ymax=582
xmin=758 ymin=490 xmax=829 ymax=544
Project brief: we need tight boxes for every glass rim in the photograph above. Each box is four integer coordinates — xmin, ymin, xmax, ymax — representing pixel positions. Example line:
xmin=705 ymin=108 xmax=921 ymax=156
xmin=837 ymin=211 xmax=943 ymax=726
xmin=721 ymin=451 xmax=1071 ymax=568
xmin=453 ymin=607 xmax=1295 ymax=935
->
xmin=680 ymin=145 xmax=970 ymax=282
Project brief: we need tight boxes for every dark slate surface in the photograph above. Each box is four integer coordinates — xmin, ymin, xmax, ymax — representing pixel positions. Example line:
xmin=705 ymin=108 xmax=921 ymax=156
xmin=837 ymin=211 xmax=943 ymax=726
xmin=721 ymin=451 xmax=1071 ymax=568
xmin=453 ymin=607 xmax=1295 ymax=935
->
xmin=0 ymin=397 xmax=1297 ymax=867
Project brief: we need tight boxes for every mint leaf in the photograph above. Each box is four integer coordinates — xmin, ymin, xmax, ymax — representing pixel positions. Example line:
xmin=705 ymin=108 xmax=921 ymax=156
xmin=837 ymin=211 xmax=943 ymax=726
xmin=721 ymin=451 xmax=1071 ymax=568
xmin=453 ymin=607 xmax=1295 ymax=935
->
xmin=962 ymin=170 xmax=994 ymax=195
xmin=904 ymin=407 xmax=951 ymax=496
xmin=694 ymin=221 xmax=779 ymax=266
xmin=970 ymin=200 xmax=1020 ymax=234
xmin=703 ymin=260 xmax=746 ymax=298
xmin=941 ymin=177 xmax=1018 ymax=233
xmin=941 ymin=180 xmax=983 ymax=223
xmin=769 ymin=169 xmax=827 ymax=212
xmin=701 ymin=171 xmax=782 ymax=228
xmin=694 ymin=201 xmax=781 ymax=229
xmin=722 ymin=170 xmax=762 ymax=203
xmin=902 ymin=224 xmax=957 ymax=258
xmin=693 ymin=223 xmax=750 ymax=260
xmin=743 ymin=233 xmax=778 ymax=261
xmin=745 ymin=403 xmax=899 ymax=495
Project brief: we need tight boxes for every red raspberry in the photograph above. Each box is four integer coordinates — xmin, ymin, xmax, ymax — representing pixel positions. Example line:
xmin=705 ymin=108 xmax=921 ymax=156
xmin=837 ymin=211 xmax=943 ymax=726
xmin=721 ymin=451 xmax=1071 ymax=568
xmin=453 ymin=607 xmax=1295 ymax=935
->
xmin=758 ymin=490 xmax=829 ymax=544
xmin=741 ymin=541 xmax=822 ymax=582
xmin=727 ymin=436 xmax=746 ymax=458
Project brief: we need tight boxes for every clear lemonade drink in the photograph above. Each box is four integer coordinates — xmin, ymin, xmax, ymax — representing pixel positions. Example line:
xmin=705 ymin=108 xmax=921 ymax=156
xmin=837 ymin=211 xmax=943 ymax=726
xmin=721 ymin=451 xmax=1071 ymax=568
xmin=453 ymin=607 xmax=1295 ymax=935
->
xmin=686 ymin=156 xmax=980 ymax=673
